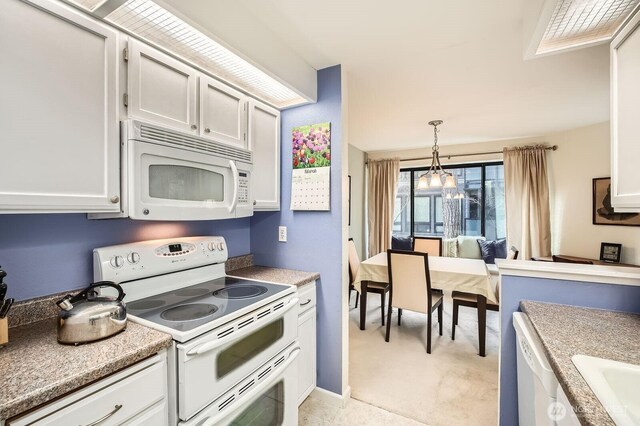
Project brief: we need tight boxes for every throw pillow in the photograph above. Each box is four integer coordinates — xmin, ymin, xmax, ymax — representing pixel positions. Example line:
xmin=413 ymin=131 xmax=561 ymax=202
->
xmin=457 ymin=235 xmax=486 ymax=259
xmin=392 ymin=236 xmax=413 ymax=251
xmin=442 ymin=238 xmax=458 ymax=257
xmin=478 ymin=239 xmax=508 ymax=264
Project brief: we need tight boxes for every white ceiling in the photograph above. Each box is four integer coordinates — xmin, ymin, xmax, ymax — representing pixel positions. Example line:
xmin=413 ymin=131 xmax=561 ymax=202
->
xmin=169 ymin=0 xmax=612 ymax=152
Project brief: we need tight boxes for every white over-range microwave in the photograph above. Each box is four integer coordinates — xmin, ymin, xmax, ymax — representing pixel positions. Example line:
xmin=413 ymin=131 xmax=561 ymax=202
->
xmin=91 ymin=120 xmax=253 ymax=221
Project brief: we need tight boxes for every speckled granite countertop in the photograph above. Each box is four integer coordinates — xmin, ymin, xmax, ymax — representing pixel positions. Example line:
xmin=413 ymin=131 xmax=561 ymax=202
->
xmin=0 ymin=318 xmax=172 ymax=420
xmin=520 ymin=301 xmax=640 ymax=426
xmin=229 ymin=266 xmax=319 ymax=287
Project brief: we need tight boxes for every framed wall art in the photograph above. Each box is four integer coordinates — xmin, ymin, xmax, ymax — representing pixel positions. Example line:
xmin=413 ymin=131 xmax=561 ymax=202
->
xmin=592 ymin=177 xmax=640 ymax=226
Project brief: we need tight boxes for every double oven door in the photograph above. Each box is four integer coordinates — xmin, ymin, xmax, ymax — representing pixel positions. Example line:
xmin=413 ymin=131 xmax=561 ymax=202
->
xmin=182 ymin=343 xmax=300 ymax=426
xmin=175 ymin=294 xmax=299 ymax=422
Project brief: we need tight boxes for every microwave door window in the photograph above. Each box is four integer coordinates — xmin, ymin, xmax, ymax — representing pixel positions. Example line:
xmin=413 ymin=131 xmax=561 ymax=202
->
xmin=149 ymin=165 xmax=224 ymax=202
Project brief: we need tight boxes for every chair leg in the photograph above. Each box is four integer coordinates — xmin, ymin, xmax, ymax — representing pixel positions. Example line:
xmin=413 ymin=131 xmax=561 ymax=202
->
xmin=452 ymin=300 xmax=458 ymax=340
xmin=380 ymin=291 xmax=386 ymax=326
xmin=438 ymin=303 xmax=443 ymax=336
xmin=385 ymin=298 xmax=393 ymax=342
xmin=398 ymin=308 xmax=402 ymax=326
xmin=355 ymin=291 xmax=359 ymax=309
xmin=426 ymin=311 xmax=432 ymax=354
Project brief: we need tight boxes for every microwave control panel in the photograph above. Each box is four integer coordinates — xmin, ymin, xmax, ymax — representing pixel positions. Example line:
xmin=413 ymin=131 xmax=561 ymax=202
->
xmin=238 ymin=172 xmax=249 ymax=205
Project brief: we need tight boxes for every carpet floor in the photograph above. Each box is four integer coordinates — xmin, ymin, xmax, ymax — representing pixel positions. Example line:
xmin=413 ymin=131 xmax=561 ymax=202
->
xmin=348 ymin=292 xmax=499 ymax=426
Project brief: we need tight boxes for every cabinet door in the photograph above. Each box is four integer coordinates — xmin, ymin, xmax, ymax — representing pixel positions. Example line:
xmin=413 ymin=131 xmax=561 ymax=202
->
xmin=0 ymin=0 xmax=120 ymax=213
xmin=249 ymin=99 xmax=281 ymax=210
xmin=199 ymin=74 xmax=248 ymax=148
xmin=297 ymin=307 xmax=316 ymax=405
xmin=611 ymin=10 xmax=640 ymax=212
xmin=128 ymin=39 xmax=198 ymax=133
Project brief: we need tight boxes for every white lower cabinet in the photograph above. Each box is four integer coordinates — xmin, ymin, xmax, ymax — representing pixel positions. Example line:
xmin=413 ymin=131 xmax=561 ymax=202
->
xmin=8 ymin=352 xmax=168 ymax=426
xmin=297 ymin=281 xmax=317 ymax=405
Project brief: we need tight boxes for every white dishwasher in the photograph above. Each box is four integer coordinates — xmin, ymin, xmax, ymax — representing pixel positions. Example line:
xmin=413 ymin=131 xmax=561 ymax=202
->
xmin=513 ymin=312 xmax=559 ymax=426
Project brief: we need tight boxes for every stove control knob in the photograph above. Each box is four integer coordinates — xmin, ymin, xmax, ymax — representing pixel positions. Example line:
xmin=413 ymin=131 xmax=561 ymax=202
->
xmin=127 ymin=252 xmax=140 ymax=264
xmin=207 ymin=242 xmax=216 ymax=251
xmin=110 ymin=255 xmax=124 ymax=268
xmin=217 ymin=242 xmax=225 ymax=251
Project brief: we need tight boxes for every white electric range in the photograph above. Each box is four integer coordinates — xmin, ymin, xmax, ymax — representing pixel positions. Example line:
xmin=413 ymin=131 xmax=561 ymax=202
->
xmin=94 ymin=236 xmax=300 ymax=426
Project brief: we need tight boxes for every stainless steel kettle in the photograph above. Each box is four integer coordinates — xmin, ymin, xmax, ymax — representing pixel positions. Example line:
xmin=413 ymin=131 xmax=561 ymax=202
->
xmin=56 ymin=281 xmax=127 ymax=345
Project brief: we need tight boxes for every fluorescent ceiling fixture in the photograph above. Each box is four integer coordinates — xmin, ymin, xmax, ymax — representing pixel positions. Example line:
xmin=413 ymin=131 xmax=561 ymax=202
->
xmin=66 ymin=0 xmax=308 ymax=108
xmin=537 ymin=0 xmax=640 ymax=54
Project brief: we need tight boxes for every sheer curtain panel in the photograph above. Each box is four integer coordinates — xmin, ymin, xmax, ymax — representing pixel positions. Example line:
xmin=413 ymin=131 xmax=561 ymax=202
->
xmin=367 ymin=158 xmax=400 ymax=256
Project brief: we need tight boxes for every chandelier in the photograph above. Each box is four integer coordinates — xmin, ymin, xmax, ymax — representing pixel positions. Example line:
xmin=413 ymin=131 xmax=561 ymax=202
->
xmin=416 ymin=120 xmax=464 ymax=199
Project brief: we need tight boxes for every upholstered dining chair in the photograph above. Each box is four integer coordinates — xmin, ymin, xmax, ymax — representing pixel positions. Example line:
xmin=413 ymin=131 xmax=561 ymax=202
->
xmin=385 ymin=250 xmax=443 ymax=354
xmin=450 ymin=246 xmax=520 ymax=340
xmin=348 ymin=238 xmax=389 ymax=324
xmin=412 ymin=236 xmax=443 ymax=256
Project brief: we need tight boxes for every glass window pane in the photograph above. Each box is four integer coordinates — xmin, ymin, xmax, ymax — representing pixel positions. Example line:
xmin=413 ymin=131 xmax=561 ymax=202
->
xmin=484 ymin=164 xmax=506 ymax=240
xmin=399 ymin=163 xmax=505 ymax=241
xmin=217 ymin=319 xmax=284 ymax=378
xmin=230 ymin=381 xmax=284 ymax=426
xmin=393 ymin=171 xmax=412 ymax=237
xmin=413 ymin=172 xmax=440 ymax=236
xmin=149 ymin=164 xmax=224 ymax=202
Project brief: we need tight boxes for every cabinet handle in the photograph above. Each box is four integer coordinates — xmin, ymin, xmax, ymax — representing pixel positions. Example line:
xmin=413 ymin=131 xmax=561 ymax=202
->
xmin=253 ymin=200 xmax=257 ymax=206
xmin=300 ymin=299 xmax=312 ymax=306
xmin=204 ymin=128 xmax=211 ymax=133
xmin=86 ymin=404 xmax=123 ymax=426
xmin=191 ymin=124 xmax=198 ymax=130
xmin=110 ymin=195 xmax=120 ymax=204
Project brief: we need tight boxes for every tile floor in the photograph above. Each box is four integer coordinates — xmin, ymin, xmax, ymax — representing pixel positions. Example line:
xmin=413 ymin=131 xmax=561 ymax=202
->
xmin=299 ymin=395 xmax=425 ymax=425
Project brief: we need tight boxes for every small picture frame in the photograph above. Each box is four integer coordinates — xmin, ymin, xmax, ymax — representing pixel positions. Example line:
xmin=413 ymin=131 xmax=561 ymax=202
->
xmin=600 ymin=242 xmax=622 ymax=263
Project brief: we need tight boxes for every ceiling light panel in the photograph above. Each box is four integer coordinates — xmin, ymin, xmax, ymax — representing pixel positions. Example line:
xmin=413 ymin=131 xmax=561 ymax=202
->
xmin=538 ymin=0 xmax=640 ymax=54
xmin=104 ymin=0 xmax=307 ymax=108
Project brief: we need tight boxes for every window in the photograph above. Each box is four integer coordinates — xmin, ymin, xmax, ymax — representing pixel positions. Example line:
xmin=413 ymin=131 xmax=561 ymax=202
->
xmin=392 ymin=162 xmax=506 ymax=240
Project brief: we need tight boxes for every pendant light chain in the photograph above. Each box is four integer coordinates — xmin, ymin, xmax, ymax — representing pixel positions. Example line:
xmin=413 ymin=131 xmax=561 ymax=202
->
xmin=416 ymin=120 xmax=463 ymax=197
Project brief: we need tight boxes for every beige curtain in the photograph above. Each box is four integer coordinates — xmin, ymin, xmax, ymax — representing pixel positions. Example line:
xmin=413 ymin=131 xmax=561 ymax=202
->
xmin=367 ymin=158 xmax=400 ymax=257
xmin=503 ymin=146 xmax=551 ymax=260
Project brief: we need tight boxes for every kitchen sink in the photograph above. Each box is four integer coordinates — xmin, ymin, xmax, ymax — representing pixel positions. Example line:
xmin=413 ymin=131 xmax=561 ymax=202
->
xmin=572 ymin=354 xmax=640 ymax=426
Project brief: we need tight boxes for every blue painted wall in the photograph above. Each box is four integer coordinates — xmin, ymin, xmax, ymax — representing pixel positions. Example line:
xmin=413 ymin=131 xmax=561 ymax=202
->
xmin=499 ymin=275 xmax=640 ymax=426
xmin=0 ymin=214 xmax=250 ymax=301
xmin=250 ymin=65 xmax=344 ymax=394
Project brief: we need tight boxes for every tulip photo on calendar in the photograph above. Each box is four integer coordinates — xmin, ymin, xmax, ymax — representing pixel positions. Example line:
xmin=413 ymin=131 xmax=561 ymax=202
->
xmin=292 ymin=122 xmax=331 ymax=169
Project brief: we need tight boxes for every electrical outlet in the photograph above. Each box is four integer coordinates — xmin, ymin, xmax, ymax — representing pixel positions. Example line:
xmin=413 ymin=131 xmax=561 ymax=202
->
xmin=278 ymin=226 xmax=287 ymax=242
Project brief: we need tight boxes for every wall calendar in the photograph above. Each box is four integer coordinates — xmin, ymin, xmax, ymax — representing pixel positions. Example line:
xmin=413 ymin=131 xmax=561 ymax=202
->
xmin=290 ymin=122 xmax=331 ymax=211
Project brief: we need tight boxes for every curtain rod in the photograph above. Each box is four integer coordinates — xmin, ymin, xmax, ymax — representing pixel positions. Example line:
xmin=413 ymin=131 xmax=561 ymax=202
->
xmin=366 ymin=144 xmax=558 ymax=165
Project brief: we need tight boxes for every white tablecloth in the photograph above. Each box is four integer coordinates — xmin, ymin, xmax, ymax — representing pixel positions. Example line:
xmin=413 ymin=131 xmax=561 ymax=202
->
xmin=353 ymin=253 xmax=497 ymax=304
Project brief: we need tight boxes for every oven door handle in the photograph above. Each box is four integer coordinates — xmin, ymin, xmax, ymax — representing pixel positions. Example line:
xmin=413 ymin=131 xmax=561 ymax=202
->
xmin=228 ymin=160 xmax=239 ymax=213
xmin=186 ymin=297 xmax=299 ymax=356
xmin=200 ymin=346 xmax=301 ymax=426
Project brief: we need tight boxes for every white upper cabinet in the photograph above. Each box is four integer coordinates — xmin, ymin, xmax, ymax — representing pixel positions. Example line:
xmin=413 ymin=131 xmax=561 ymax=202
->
xmin=199 ymin=75 xmax=248 ymax=148
xmin=611 ymin=9 xmax=640 ymax=212
xmin=0 ymin=0 xmax=120 ymax=213
xmin=127 ymin=39 xmax=198 ymax=133
xmin=249 ymin=99 xmax=281 ymax=210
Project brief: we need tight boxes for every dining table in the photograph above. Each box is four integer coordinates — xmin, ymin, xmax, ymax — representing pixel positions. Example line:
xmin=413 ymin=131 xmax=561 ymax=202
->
xmin=352 ymin=252 xmax=498 ymax=357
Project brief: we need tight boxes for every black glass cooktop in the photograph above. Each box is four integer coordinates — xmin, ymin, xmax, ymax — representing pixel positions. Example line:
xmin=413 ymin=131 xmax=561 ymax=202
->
xmin=126 ymin=276 xmax=290 ymax=333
